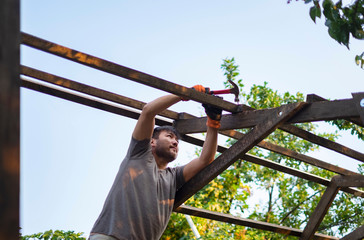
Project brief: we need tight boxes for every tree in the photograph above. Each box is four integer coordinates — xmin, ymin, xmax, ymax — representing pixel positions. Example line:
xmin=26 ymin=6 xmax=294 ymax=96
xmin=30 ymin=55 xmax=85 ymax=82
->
xmin=21 ymin=229 xmax=86 ymax=240
xmin=162 ymin=58 xmax=364 ymax=239
xmin=289 ymin=0 xmax=364 ymax=68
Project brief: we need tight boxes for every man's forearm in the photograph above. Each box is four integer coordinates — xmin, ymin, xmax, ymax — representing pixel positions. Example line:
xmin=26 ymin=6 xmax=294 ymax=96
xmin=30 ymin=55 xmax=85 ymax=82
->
xmin=142 ymin=94 xmax=181 ymax=117
xmin=199 ymin=126 xmax=218 ymax=165
xmin=133 ymin=94 xmax=181 ymax=140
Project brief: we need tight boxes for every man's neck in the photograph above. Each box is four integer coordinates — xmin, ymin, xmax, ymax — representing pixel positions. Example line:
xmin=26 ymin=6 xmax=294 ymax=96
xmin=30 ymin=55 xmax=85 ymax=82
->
xmin=154 ymin=155 xmax=168 ymax=170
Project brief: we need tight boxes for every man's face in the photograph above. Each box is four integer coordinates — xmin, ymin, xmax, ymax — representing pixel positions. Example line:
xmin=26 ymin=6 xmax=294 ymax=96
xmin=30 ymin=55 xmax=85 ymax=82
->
xmin=151 ymin=130 xmax=179 ymax=162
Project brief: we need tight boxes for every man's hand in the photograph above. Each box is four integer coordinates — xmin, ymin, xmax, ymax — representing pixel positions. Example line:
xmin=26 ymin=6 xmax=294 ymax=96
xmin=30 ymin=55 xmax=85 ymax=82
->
xmin=192 ymin=85 xmax=209 ymax=93
xmin=181 ymin=85 xmax=209 ymax=101
xmin=202 ymin=103 xmax=222 ymax=129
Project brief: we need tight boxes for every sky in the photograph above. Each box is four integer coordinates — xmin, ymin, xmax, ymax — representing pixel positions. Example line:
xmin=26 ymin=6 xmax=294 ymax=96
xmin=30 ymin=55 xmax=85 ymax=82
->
xmin=20 ymin=0 xmax=363 ymax=237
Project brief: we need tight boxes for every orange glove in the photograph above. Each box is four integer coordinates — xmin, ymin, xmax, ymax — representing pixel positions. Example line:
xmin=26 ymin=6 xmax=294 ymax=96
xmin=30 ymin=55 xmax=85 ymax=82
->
xmin=202 ymin=103 xmax=222 ymax=129
xmin=192 ymin=85 xmax=206 ymax=93
xmin=181 ymin=85 xmax=208 ymax=101
xmin=206 ymin=118 xmax=221 ymax=129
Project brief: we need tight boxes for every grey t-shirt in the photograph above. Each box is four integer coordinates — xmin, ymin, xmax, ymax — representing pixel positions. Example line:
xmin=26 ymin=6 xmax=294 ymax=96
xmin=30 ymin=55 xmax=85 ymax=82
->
xmin=91 ymin=137 xmax=185 ymax=240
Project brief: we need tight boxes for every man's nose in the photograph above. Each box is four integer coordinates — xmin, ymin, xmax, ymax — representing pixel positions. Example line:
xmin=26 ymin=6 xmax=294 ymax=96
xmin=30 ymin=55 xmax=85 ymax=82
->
xmin=172 ymin=139 xmax=178 ymax=147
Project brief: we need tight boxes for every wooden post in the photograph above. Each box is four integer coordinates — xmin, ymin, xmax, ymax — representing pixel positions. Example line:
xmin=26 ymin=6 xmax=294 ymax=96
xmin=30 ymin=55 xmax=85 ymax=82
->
xmin=299 ymin=176 xmax=341 ymax=240
xmin=0 ymin=0 xmax=20 ymax=239
xmin=340 ymin=224 xmax=364 ymax=240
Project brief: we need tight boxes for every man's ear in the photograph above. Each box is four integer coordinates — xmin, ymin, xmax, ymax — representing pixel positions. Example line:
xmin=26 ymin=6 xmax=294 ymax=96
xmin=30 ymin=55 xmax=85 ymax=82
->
xmin=151 ymin=138 xmax=156 ymax=147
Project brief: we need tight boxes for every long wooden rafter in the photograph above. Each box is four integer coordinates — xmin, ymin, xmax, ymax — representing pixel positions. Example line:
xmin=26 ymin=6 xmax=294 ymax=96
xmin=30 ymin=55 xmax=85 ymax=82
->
xmin=17 ymin=33 xmax=364 ymax=240
xmin=175 ymin=205 xmax=339 ymax=240
xmin=21 ymin=33 xmax=240 ymax=113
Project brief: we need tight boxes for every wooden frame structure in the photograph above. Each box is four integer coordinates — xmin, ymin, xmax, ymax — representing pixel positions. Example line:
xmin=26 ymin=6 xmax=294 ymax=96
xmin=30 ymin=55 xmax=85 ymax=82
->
xmin=2 ymin=3 xmax=364 ymax=239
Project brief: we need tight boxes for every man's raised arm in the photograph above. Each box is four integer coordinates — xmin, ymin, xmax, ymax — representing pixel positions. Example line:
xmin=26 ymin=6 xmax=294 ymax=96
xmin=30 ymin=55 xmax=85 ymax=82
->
xmin=132 ymin=94 xmax=181 ymax=141
xmin=182 ymin=88 xmax=222 ymax=182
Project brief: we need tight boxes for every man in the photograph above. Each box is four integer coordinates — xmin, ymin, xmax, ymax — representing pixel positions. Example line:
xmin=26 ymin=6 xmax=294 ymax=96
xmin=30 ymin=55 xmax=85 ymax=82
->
xmin=90 ymin=86 xmax=222 ymax=240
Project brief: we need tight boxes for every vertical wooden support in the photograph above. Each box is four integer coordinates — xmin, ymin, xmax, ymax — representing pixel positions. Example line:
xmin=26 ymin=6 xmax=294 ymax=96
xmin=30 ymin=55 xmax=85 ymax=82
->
xmin=0 ymin=0 xmax=20 ymax=239
xmin=299 ymin=176 xmax=341 ymax=240
xmin=352 ymin=92 xmax=364 ymax=125
xmin=340 ymin=224 xmax=364 ymax=240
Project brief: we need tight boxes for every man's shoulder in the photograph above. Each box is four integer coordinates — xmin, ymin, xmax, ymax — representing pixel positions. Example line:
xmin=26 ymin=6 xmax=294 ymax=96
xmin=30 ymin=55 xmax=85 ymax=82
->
xmin=127 ymin=137 xmax=151 ymax=158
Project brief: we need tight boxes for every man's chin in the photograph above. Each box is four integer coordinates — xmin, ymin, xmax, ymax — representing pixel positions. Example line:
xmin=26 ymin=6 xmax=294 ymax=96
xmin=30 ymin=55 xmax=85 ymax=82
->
xmin=167 ymin=155 xmax=177 ymax=163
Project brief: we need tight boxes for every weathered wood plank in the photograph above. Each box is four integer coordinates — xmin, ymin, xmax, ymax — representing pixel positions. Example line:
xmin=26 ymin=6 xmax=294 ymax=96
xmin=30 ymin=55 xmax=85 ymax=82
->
xmin=306 ymin=94 xmax=363 ymax=127
xmin=174 ymin=98 xmax=360 ymax=134
xmin=21 ymin=78 xmax=171 ymax=127
xmin=333 ymin=175 xmax=364 ymax=188
xmin=177 ymin=138 xmax=364 ymax=197
xmin=340 ymin=224 xmax=364 ymax=240
xmin=174 ymin=102 xmax=306 ymax=208
xmin=279 ymin=124 xmax=364 ymax=163
xmin=220 ymin=130 xmax=360 ymax=177
xmin=174 ymin=205 xmax=339 ymax=240
xmin=289 ymin=99 xmax=360 ymax=123
xmin=21 ymin=33 xmax=240 ymax=113
xmin=21 ymin=66 xmax=179 ymax=120
xmin=0 ymin=0 xmax=20 ymax=239
xmin=242 ymin=154 xmax=364 ymax=197
xmin=242 ymin=154 xmax=330 ymax=186
xmin=300 ymin=177 xmax=341 ymax=240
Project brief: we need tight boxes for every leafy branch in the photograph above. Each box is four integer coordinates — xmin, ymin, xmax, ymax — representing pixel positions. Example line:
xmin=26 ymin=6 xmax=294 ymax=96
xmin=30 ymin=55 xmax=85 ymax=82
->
xmin=289 ymin=0 xmax=364 ymax=68
xmin=280 ymin=190 xmax=323 ymax=225
xmin=21 ymin=230 xmax=86 ymax=240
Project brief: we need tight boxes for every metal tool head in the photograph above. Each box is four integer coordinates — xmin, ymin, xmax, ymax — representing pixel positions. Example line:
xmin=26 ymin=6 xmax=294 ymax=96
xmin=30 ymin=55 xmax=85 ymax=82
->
xmin=228 ymin=79 xmax=240 ymax=104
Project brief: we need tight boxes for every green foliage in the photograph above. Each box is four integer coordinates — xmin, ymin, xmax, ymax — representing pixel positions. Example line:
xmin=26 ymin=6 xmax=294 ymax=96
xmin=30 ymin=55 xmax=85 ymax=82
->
xmin=328 ymin=119 xmax=364 ymax=140
xmin=355 ymin=51 xmax=364 ymax=68
xmin=162 ymin=58 xmax=364 ymax=239
xmin=21 ymin=230 xmax=86 ymax=240
xmin=289 ymin=0 xmax=364 ymax=68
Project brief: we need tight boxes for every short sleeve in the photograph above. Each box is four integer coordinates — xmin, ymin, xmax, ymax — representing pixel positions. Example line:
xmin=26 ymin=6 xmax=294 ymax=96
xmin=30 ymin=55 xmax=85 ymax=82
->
xmin=175 ymin=165 xmax=186 ymax=190
xmin=126 ymin=137 xmax=151 ymax=159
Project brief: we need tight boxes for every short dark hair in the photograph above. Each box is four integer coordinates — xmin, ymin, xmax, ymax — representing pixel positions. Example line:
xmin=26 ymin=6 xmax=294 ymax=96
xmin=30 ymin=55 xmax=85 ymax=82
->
xmin=152 ymin=125 xmax=181 ymax=140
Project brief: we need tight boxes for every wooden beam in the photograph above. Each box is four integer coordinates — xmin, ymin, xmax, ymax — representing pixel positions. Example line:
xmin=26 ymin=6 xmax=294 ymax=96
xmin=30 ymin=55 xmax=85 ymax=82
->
xmin=352 ymin=92 xmax=364 ymax=126
xmin=279 ymin=124 xmax=364 ymax=164
xmin=21 ymin=78 xmax=176 ymax=129
xmin=220 ymin=101 xmax=364 ymax=164
xmin=340 ymin=224 xmax=364 ymax=240
xmin=299 ymin=176 xmax=341 ymax=240
xmin=174 ymin=102 xmax=306 ymax=208
xmin=0 ymin=0 xmax=20 ymax=239
xmin=306 ymin=94 xmax=363 ymax=127
xmin=242 ymin=154 xmax=364 ymax=197
xmin=21 ymin=33 xmax=240 ymax=113
xmin=21 ymin=66 xmax=180 ymax=120
xmin=333 ymin=175 xmax=364 ymax=188
xmin=174 ymin=97 xmax=361 ymax=134
xmin=174 ymin=205 xmax=339 ymax=240
xmin=178 ymin=139 xmax=364 ymax=197
xmin=242 ymin=154 xmax=331 ymax=186
xmin=221 ymin=130 xmax=360 ymax=177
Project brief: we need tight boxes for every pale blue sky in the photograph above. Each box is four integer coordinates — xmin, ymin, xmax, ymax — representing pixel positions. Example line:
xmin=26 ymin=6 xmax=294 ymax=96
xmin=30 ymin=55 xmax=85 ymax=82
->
xmin=20 ymin=0 xmax=363 ymax=237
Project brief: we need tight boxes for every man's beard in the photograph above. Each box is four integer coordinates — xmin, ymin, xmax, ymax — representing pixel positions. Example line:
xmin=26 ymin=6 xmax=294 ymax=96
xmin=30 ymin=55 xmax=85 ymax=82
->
xmin=154 ymin=145 xmax=177 ymax=163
